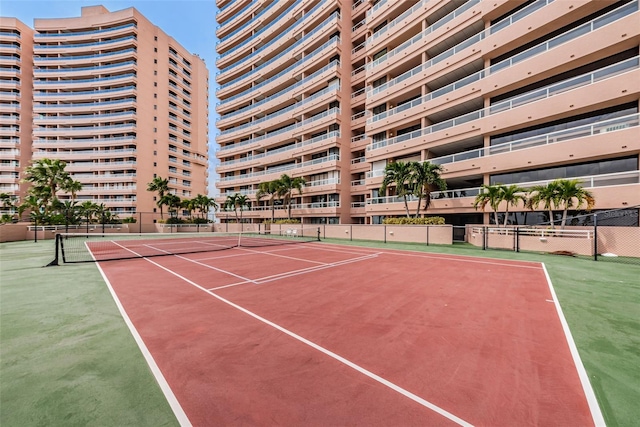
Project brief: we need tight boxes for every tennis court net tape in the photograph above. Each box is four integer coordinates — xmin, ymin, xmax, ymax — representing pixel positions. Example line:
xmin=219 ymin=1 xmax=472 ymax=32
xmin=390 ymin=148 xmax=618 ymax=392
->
xmin=48 ymin=228 xmax=320 ymax=265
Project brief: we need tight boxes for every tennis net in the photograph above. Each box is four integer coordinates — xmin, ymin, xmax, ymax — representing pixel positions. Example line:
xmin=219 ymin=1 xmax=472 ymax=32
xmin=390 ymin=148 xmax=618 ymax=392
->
xmin=48 ymin=227 xmax=320 ymax=265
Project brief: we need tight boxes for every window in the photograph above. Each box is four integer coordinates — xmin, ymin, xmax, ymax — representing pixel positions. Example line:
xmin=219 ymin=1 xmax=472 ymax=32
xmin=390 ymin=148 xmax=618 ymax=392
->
xmin=154 ymin=36 xmax=158 ymax=41
xmin=154 ymin=47 xmax=157 ymax=52
xmin=373 ymin=48 xmax=387 ymax=61
xmin=154 ymin=59 xmax=157 ymax=64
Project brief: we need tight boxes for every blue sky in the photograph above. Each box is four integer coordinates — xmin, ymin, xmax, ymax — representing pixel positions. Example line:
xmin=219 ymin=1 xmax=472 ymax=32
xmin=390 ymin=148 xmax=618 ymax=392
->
xmin=1 ymin=0 xmax=220 ymax=193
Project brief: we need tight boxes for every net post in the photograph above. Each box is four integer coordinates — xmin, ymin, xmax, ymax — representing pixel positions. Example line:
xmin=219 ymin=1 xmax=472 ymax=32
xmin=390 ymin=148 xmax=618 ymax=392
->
xmin=515 ymin=227 xmax=520 ymax=252
xmin=593 ymin=213 xmax=598 ymax=261
xmin=384 ymin=225 xmax=387 ymax=244
xmin=350 ymin=225 xmax=353 ymax=241
xmin=317 ymin=227 xmax=320 ymax=241
xmin=45 ymin=233 xmax=61 ymax=267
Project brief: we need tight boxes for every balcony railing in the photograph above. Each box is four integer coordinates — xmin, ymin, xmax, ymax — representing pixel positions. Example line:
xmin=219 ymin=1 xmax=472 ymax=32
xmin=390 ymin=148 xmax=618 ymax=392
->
xmin=429 ymin=113 xmax=639 ymax=166
xmin=219 ymin=154 xmax=339 ymax=183
xmin=218 ymin=131 xmax=340 ymax=167
xmin=220 ymin=11 xmax=338 ymax=77
xmin=219 ymin=35 xmax=339 ymax=91
xmin=219 ymin=84 xmax=339 ymax=135
xmin=367 ymin=57 xmax=639 ymax=151
xmin=34 ymin=60 xmax=136 ymax=74
xmin=368 ymin=171 xmax=640 ymax=205
xmin=34 ymin=48 xmax=136 ymax=62
xmin=34 ymin=23 xmax=136 ymax=39
xmin=35 ymin=85 xmax=136 ymax=98
xmin=34 ymin=35 xmax=136 ymax=50
xmin=218 ymin=108 xmax=340 ymax=152
xmin=219 ymin=62 xmax=339 ymax=120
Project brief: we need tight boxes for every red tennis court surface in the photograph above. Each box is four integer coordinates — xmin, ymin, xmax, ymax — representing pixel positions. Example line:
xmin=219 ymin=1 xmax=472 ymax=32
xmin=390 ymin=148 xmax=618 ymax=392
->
xmin=96 ymin=241 xmax=603 ymax=426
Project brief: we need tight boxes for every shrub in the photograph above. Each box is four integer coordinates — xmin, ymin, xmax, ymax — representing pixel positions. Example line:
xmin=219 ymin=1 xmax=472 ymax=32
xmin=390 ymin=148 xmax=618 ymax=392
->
xmin=122 ymin=217 xmax=137 ymax=223
xmin=382 ymin=217 xmax=445 ymax=225
xmin=190 ymin=217 xmax=209 ymax=224
xmin=267 ymin=219 xmax=301 ymax=224
xmin=165 ymin=217 xmax=185 ymax=224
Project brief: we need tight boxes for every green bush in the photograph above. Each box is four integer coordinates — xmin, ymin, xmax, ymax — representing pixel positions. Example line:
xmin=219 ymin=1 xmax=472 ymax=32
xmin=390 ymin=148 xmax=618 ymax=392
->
xmin=190 ymin=217 xmax=209 ymax=224
xmin=122 ymin=217 xmax=137 ymax=223
xmin=165 ymin=217 xmax=185 ymax=224
xmin=382 ymin=216 xmax=445 ymax=225
xmin=270 ymin=219 xmax=301 ymax=224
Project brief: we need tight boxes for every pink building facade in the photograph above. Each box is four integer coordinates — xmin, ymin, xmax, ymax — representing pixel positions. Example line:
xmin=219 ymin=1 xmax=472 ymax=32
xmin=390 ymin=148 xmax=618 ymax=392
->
xmin=215 ymin=0 xmax=640 ymax=227
xmin=1 ymin=5 xmax=209 ymax=219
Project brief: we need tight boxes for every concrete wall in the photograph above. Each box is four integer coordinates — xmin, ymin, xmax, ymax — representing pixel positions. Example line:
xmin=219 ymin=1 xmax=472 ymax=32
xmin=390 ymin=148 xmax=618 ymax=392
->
xmin=0 ymin=224 xmax=27 ymax=242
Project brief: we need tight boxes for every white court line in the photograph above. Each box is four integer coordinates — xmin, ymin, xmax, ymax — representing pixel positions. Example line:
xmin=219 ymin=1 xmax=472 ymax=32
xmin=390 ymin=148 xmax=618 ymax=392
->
xmin=137 ymin=243 xmax=258 ymax=285
xmin=139 ymin=256 xmax=473 ymax=427
xmin=541 ymin=263 xmax=606 ymax=427
xmin=238 ymin=247 xmax=328 ymax=265
xmin=92 ymin=244 xmax=192 ymax=426
xmin=306 ymin=242 xmax=542 ymax=269
xmin=208 ymin=252 xmax=381 ymax=291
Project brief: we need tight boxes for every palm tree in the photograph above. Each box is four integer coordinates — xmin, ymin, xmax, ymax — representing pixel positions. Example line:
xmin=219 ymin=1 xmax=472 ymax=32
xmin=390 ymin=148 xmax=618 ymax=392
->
xmin=193 ymin=194 xmax=217 ymax=220
xmin=278 ymin=174 xmax=305 ymax=219
xmin=224 ymin=193 xmax=240 ymax=222
xmin=555 ymin=179 xmax=595 ymax=229
xmin=411 ymin=161 xmax=446 ymax=217
xmin=473 ymin=184 xmax=502 ymax=226
xmin=79 ymin=201 xmax=99 ymax=232
xmin=160 ymin=193 xmax=182 ymax=220
xmin=57 ymin=200 xmax=79 ymax=233
xmin=181 ymin=198 xmax=194 ymax=220
xmin=235 ymin=194 xmax=249 ymax=223
xmin=147 ymin=177 xmax=169 ymax=219
xmin=18 ymin=194 xmax=45 ymax=223
xmin=380 ymin=161 xmax=414 ymax=218
xmin=499 ymin=184 xmax=527 ymax=226
xmin=62 ymin=179 xmax=83 ymax=201
xmin=526 ymin=181 xmax=562 ymax=228
xmin=256 ymin=179 xmax=281 ymax=223
xmin=23 ymin=158 xmax=71 ymax=213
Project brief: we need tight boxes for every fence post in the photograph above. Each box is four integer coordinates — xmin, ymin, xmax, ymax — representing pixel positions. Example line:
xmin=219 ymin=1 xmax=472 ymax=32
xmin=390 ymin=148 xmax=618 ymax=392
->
xmin=515 ymin=227 xmax=520 ymax=252
xmin=593 ymin=213 xmax=598 ymax=261
xmin=317 ymin=227 xmax=321 ymax=241
xmin=384 ymin=225 xmax=387 ymax=243
xmin=426 ymin=225 xmax=430 ymax=246
xmin=482 ymin=226 xmax=487 ymax=250
xmin=350 ymin=225 xmax=353 ymax=241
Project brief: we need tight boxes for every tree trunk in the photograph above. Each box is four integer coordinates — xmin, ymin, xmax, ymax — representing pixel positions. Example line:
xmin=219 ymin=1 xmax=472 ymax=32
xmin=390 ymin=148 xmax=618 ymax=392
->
xmin=270 ymin=201 xmax=275 ymax=222
xmin=560 ymin=209 xmax=568 ymax=229
xmin=503 ymin=207 xmax=510 ymax=227
xmin=548 ymin=209 xmax=554 ymax=229
xmin=403 ymin=196 xmax=410 ymax=217
xmin=493 ymin=212 xmax=499 ymax=226
xmin=415 ymin=193 xmax=423 ymax=217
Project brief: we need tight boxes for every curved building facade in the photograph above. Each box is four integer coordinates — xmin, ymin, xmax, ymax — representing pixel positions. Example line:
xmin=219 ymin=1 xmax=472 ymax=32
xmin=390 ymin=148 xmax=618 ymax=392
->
xmin=217 ymin=0 xmax=640 ymax=226
xmin=0 ymin=18 xmax=33 ymax=214
xmin=31 ymin=5 xmax=208 ymax=218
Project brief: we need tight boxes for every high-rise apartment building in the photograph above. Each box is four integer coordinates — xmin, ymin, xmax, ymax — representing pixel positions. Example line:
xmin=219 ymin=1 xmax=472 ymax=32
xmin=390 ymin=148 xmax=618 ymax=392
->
xmin=215 ymin=0 xmax=639 ymax=226
xmin=1 ymin=5 xmax=209 ymax=218
xmin=0 ymin=17 xmax=33 ymax=214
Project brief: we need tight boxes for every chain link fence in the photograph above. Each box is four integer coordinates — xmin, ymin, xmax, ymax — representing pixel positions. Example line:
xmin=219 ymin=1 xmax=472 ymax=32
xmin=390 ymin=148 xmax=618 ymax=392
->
xmin=457 ymin=206 xmax=639 ymax=265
